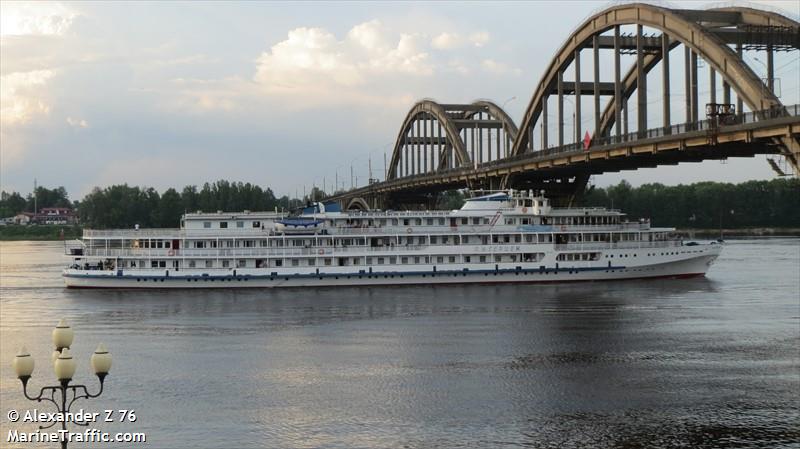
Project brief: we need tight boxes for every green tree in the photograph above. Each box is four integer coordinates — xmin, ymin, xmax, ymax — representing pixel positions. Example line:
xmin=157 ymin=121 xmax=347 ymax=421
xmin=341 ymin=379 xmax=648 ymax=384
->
xmin=0 ymin=191 xmax=27 ymax=217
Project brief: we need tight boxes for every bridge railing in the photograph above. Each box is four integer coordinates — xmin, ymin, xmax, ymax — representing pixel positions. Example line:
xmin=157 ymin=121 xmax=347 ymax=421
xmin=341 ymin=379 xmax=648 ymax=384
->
xmin=490 ymin=103 xmax=800 ymax=166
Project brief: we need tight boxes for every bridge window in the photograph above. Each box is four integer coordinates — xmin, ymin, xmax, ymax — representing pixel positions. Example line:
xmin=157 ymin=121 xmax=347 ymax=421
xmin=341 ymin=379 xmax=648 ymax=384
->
xmin=187 ymin=261 xmax=195 ymax=268
xmin=222 ymin=260 xmax=230 ymax=268
xmin=220 ymin=222 xmax=228 ymax=228
xmin=401 ymin=257 xmax=408 ymax=264
xmin=437 ymin=256 xmax=444 ymax=263
xmin=324 ymin=259 xmax=332 ymax=266
xmin=204 ymin=222 xmax=211 ymax=228
xmin=461 ymin=218 xmax=468 ymax=225
xmin=414 ymin=257 xmax=420 ymax=264
xmin=431 ymin=236 xmax=438 ymax=244
xmin=480 ymin=256 xmax=486 ymax=263
xmin=426 ymin=218 xmax=434 ymax=225
xmin=237 ymin=221 xmax=244 ymax=228
xmin=415 ymin=218 xmax=422 ymax=225
xmin=403 ymin=219 xmax=409 ymax=226
xmin=449 ymin=256 xmax=456 ymax=263
xmin=392 ymin=219 xmax=399 ymax=226
xmin=465 ymin=256 xmax=471 ymax=263
xmin=252 ymin=221 xmax=261 ymax=228
xmin=308 ymin=259 xmax=315 ymax=266
xmin=473 ymin=218 xmax=480 ymax=225
xmin=205 ymin=260 xmax=213 ymax=268
xmin=438 ymin=218 xmax=445 ymax=226
xmin=378 ymin=258 xmax=384 ymax=265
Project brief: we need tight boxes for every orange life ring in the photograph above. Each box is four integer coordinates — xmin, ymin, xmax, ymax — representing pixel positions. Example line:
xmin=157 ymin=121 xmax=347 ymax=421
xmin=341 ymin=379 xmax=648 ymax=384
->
xmin=318 ymin=249 xmax=324 ymax=255
xmin=406 ymin=227 xmax=413 ymax=233
xmin=522 ymin=207 xmax=528 ymax=213
xmin=167 ymin=249 xmax=175 ymax=256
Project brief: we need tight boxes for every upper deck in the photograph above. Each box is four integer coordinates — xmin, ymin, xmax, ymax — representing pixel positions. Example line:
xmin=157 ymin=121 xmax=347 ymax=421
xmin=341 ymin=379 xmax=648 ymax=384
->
xmin=80 ymin=190 xmax=653 ymax=240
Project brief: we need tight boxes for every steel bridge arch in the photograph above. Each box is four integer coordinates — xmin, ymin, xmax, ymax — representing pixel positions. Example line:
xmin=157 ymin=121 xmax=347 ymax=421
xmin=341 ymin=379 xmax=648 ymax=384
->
xmin=346 ymin=197 xmax=370 ymax=211
xmin=387 ymin=100 xmax=470 ymax=181
xmin=466 ymin=100 xmax=520 ymax=141
xmin=511 ymin=2 xmax=788 ymax=158
xmin=596 ymin=6 xmax=800 ymax=139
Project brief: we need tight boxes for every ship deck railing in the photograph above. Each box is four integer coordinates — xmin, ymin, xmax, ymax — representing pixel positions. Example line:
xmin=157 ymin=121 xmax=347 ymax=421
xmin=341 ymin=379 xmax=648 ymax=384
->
xmin=81 ymin=221 xmax=654 ymax=240
xmin=79 ymin=240 xmax=684 ymax=259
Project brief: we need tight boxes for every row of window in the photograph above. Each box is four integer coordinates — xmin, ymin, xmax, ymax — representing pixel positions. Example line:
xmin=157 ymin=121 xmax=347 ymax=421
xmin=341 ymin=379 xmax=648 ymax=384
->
xmin=203 ymin=221 xmax=262 ymax=229
xmin=336 ymin=215 xmax=620 ymax=227
xmin=127 ymin=253 xmax=548 ymax=270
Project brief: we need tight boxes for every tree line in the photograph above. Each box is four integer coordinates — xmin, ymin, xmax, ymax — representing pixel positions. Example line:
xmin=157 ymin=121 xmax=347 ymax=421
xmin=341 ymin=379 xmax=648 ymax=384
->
xmin=1 ymin=178 xmax=798 ymax=229
xmin=578 ymin=178 xmax=799 ymax=228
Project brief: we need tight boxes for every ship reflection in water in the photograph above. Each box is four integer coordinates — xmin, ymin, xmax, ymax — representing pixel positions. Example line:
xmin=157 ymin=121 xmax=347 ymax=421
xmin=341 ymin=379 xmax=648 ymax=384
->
xmin=1 ymin=239 xmax=798 ymax=448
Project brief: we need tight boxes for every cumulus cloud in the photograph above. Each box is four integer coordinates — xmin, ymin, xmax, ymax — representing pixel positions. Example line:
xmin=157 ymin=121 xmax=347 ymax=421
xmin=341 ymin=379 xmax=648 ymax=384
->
xmin=66 ymin=116 xmax=89 ymax=128
xmin=469 ymin=31 xmax=489 ymax=47
xmin=253 ymin=20 xmax=433 ymax=94
xmin=431 ymin=31 xmax=490 ymax=50
xmin=0 ymin=1 xmax=77 ymax=37
xmin=481 ymin=58 xmax=522 ymax=75
xmin=0 ymin=70 xmax=55 ymax=126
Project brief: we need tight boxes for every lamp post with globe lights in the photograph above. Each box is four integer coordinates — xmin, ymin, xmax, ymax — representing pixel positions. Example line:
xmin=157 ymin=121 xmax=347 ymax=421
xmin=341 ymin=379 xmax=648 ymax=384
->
xmin=12 ymin=319 xmax=112 ymax=449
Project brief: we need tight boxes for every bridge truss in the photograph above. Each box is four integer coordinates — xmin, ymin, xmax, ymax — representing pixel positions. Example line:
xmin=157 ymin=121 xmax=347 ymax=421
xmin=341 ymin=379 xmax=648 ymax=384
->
xmin=333 ymin=4 xmax=800 ymax=209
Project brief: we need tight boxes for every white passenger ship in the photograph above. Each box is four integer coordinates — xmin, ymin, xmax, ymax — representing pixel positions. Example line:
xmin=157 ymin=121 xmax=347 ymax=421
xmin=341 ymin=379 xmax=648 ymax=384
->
xmin=63 ymin=190 xmax=721 ymax=288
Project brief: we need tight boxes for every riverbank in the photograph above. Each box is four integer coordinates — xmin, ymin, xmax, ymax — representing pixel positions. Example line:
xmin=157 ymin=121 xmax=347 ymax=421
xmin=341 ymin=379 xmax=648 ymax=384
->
xmin=0 ymin=225 xmax=82 ymax=241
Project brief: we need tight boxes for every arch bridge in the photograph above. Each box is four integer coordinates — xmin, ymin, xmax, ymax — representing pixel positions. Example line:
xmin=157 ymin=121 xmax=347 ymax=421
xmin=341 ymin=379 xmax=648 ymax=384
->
xmin=331 ymin=3 xmax=800 ymax=210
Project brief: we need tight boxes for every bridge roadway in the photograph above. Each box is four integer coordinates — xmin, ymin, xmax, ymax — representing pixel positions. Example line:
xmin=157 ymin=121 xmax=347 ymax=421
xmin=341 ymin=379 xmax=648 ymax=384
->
xmin=331 ymin=105 xmax=800 ymax=209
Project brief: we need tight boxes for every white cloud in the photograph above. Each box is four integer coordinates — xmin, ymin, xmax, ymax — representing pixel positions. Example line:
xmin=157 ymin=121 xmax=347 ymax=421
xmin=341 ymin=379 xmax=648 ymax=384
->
xmin=66 ymin=116 xmax=89 ymax=128
xmin=0 ymin=69 xmax=55 ymax=126
xmin=431 ymin=31 xmax=490 ymax=50
xmin=481 ymin=59 xmax=521 ymax=75
xmin=431 ymin=32 xmax=461 ymax=50
xmin=254 ymin=21 xmax=433 ymax=92
xmin=469 ymin=31 xmax=490 ymax=47
xmin=0 ymin=1 xmax=77 ymax=37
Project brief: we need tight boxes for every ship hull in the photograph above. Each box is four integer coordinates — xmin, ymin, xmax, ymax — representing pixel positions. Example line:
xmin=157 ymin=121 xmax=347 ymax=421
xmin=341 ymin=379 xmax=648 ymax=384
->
xmin=64 ymin=251 xmax=719 ymax=289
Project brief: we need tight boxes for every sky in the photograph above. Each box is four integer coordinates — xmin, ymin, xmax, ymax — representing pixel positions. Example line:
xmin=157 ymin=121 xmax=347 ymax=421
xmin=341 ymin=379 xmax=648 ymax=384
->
xmin=1 ymin=0 xmax=799 ymax=201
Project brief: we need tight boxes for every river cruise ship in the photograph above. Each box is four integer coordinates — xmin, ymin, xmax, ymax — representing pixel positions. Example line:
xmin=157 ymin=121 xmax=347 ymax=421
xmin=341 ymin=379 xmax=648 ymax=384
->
xmin=63 ymin=190 xmax=721 ymax=288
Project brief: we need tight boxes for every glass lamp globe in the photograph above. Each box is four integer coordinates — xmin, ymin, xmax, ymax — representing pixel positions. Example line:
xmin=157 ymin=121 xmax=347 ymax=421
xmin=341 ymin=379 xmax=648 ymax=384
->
xmin=13 ymin=346 xmax=35 ymax=378
xmin=52 ymin=319 xmax=74 ymax=350
xmin=91 ymin=343 xmax=112 ymax=375
xmin=54 ymin=348 xmax=77 ymax=381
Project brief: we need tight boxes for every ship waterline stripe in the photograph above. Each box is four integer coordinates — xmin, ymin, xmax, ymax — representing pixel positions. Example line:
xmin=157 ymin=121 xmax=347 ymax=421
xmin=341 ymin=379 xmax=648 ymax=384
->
xmin=64 ymin=265 xmax=629 ymax=281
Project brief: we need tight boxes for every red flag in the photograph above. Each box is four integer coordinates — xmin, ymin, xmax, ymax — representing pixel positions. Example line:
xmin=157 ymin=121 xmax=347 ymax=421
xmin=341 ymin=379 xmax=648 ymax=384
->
xmin=583 ymin=130 xmax=592 ymax=151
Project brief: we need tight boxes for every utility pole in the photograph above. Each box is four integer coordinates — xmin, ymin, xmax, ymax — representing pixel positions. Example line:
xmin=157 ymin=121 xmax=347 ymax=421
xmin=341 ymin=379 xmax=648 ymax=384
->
xmin=33 ymin=178 xmax=38 ymax=215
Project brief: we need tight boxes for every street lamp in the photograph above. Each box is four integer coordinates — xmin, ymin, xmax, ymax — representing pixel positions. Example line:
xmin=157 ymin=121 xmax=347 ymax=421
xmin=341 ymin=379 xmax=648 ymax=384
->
xmin=12 ymin=319 xmax=111 ymax=449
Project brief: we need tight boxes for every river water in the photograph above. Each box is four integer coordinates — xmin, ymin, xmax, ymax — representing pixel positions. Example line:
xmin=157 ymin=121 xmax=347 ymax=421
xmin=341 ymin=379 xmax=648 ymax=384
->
xmin=0 ymin=239 xmax=798 ymax=448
